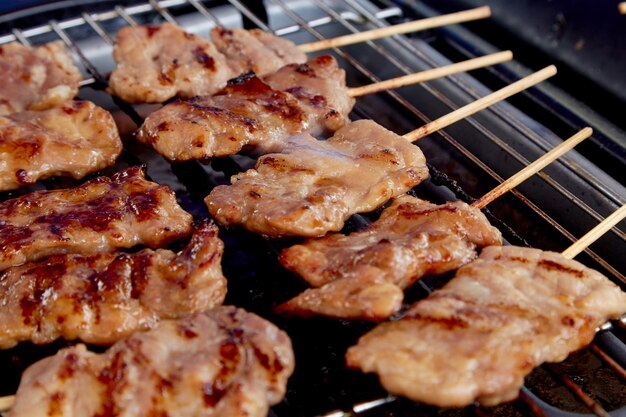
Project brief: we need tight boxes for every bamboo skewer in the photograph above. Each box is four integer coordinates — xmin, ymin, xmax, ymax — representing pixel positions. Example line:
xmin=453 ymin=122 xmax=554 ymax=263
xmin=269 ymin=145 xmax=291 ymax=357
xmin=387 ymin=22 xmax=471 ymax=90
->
xmin=0 ymin=396 xmax=11 ymax=412
xmin=348 ymin=51 xmax=512 ymax=97
xmin=298 ymin=6 xmax=492 ymax=53
xmin=619 ymin=2 xmax=626 ymax=14
xmin=562 ymin=204 xmax=626 ymax=259
xmin=472 ymin=127 xmax=593 ymax=209
xmin=404 ymin=65 xmax=557 ymax=142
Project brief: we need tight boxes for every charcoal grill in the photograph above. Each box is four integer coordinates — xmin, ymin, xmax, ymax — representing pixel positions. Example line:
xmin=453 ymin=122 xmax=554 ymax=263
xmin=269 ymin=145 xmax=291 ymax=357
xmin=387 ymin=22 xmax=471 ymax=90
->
xmin=0 ymin=1 xmax=625 ymax=416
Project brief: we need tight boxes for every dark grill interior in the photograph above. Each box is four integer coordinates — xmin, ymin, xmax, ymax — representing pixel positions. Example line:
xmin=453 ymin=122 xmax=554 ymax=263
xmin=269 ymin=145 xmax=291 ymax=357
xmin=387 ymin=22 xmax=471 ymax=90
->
xmin=0 ymin=1 xmax=625 ymax=416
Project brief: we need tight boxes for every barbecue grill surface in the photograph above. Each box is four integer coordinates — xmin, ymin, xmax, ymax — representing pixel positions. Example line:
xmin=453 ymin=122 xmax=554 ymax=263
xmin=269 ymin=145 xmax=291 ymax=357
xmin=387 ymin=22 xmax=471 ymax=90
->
xmin=0 ymin=1 xmax=625 ymax=417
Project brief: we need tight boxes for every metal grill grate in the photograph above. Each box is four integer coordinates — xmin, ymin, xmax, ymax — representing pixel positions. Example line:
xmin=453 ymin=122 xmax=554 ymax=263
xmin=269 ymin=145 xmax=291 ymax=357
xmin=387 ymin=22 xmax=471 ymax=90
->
xmin=0 ymin=1 xmax=625 ymax=417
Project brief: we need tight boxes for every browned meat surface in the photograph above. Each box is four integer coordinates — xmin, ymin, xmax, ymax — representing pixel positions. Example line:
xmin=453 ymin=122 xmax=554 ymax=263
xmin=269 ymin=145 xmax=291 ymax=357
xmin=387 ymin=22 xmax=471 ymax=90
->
xmin=0 ymin=101 xmax=122 ymax=191
xmin=346 ymin=246 xmax=626 ymax=408
xmin=0 ymin=222 xmax=226 ymax=348
xmin=263 ymin=55 xmax=353 ymax=134
xmin=0 ymin=167 xmax=193 ymax=271
xmin=277 ymin=196 xmax=503 ymax=319
xmin=205 ymin=120 xmax=428 ymax=237
xmin=0 ymin=41 xmax=81 ymax=115
xmin=8 ymin=306 xmax=295 ymax=417
xmin=109 ymin=24 xmax=234 ymax=103
xmin=211 ymin=27 xmax=306 ymax=76
xmin=136 ymin=55 xmax=352 ymax=161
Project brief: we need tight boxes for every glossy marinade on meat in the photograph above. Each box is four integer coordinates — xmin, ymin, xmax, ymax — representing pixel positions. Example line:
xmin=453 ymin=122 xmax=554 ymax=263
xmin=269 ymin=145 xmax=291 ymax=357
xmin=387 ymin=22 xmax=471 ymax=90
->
xmin=205 ymin=119 xmax=429 ymax=237
xmin=0 ymin=41 xmax=82 ymax=115
xmin=347 ymin=246 xmax=626 ymax=407
xmin=0 ymin=166 xmax=193 ymax=271
xmin=137 ymin=55 xmax=353 ymax=161
xmin=8 ymin=306 xmax=295 ymax=417
xmin=0 ymin=101 xmax=122 ymax=191
xmin=0 ymin=222 xmax=226 ymax=348
xmin=277 ymin=196 xmax=503 ymax=319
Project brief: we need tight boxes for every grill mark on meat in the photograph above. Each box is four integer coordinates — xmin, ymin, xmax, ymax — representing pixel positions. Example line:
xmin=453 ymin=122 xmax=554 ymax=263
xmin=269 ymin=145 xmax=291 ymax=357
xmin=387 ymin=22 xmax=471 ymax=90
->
xmin=14 ymin=169 xmax=30 ymax=185
xmin=538 ymin=259 xmax=585 ymax=277
xmin=130 ymin=254 xmax=151 ymax=300
xmin=187 ymin=100 xmax=258 ymax=132
xmin=48 ymin=392 xmax=65 ymax=416
xmin=96 ymin=350 xmax=126 ymax=417
xmin=19 ymin=261 xmax=67 ymax=325
xmin=146 ymin=26 xmax=161 ymax=37
xmin=192 ymin=47 xmax=215 ymax=71
xmin=284 ymin=86 xmax=327 ymax=108
xmin=202 ymin=340 xmax=241 ymax=407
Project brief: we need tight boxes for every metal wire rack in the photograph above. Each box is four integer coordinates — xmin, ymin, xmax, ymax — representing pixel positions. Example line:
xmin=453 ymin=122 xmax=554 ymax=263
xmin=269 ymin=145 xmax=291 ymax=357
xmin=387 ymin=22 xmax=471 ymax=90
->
xmin=0 ymin=1 xmax=625 ymax=417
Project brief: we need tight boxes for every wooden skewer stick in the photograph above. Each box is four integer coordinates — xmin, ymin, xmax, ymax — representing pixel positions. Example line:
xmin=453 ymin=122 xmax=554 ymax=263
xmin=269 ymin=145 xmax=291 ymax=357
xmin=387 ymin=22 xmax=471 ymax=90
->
xmin=619 ymin=2 xmax=626 ymax=14
xmin=562 ymin=204 xmax=626 ymax=259
xmin=0 ymin=396 xmax=12 ymax=413
xmin=404 ymin=65 xmax=557 ymax=142
xmin=298 ymin=6 xmax=491 ymax=53
xmin=348 ymin=51 xmax=512 ymax=97
xmin=472 ymin=127 xmax=593 ymax=209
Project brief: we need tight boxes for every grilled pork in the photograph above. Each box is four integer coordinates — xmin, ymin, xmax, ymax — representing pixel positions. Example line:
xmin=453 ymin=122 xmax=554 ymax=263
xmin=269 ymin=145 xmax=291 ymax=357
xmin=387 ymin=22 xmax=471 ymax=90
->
xmin=0 ymin=41 xmax=82 ymax=115
xmin=211 ymin=26 xmax=306 ymax=76
xmin=8 ymin=306 xmax=295 ymax=417
xmin=277 ymin=196 xmax=503 ymax=319
xmin=346 ymin=246 xmax=626 ymax=407
xmin=0 ymin=101 xmax=122 ymax=191
xmin=0 ymin=167 xmax=193 ymax=271
xmin=108 ymin=23 xmax=233 ymax=103
xmin=137 ymin=55 xmax=352 ymax=161
xmin=205 ymin=120 xmax=428 ymax=237
xmin=0 ymin=222 xmax=226 ymax=348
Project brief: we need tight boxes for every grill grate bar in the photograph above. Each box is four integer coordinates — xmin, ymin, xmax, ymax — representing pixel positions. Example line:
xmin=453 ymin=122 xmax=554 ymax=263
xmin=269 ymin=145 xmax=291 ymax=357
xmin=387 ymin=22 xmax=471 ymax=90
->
xmin=149 ymin=0 xmax=180 ymax=25
xmin=546 ymin=364 xmax=611 ymax=417
xmin=226 ymin=0 xmax=271 ymax=31
xmin=115 ymin=6 xmax=140 ymax=26
xmin=591 ymin=344 xmax=626 ymax=380
xmin=81 ymin=12 xmax=115 ymax=45
xmin=11 ymin=28 xmax=30 ymax=45
xmin=186 ymin=0 xmax=221 ymax=25
xmin=518 ymin=390 xmax=551 ymax=417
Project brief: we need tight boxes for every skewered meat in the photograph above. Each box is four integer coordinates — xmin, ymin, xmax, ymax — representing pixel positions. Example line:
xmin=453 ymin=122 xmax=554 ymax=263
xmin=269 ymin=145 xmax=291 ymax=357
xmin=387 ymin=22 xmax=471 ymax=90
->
xmin=346 ymin=246 xmax=626 ymax=407
xmin=0 ymin=41 xmax=82 ymax=115
xmin=0 ymin=167 xmax=193 ymax=271
xmin=211 ymin=27 xmax=306 ymax=76
xmin=0 ymin=221 xmax=226 ymax=349
xmin=108 ymin=23 xmax=234 ymax=103
xmin=0 ymin=101 xmax=122 ymax=191
xmin=7 ymin=306 xmax=295 ymax=417
xmin=205 ymin=120 xmax=428 ymax=237
xmin=136 ymin=55 xmax=352 ymax=161
xmin=277 ymin=196 xmax=503 ymax=319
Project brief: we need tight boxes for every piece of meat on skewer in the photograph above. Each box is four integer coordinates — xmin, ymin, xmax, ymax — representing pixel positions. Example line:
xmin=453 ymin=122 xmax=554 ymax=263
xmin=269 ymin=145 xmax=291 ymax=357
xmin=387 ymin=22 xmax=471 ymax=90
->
xmin=7 ymin=306 xmax=295 ymax=417
xmin=346 ymin=245 xmax=626 ymax=408
xmin=137 ymin=54 xmax=352 ymax=161
xmin=0 ymin=166 xmax=193 ymax=271
xmin=0 ymin=41 xmax=82 ymax=115
xmin=108 ymin=23 xmax=234 ymax=103
xmin=205 ymin=120 xmax=428 ymax=237
xmin=211 ymin=26 xmax=306 ymax=76
xmin=0 ymin=221 xmax=226 ymax=349
xmin=277 ymin=196 xmax=503 ymax=319
xmin=0 ymin=101 xmax=122 ymax=191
